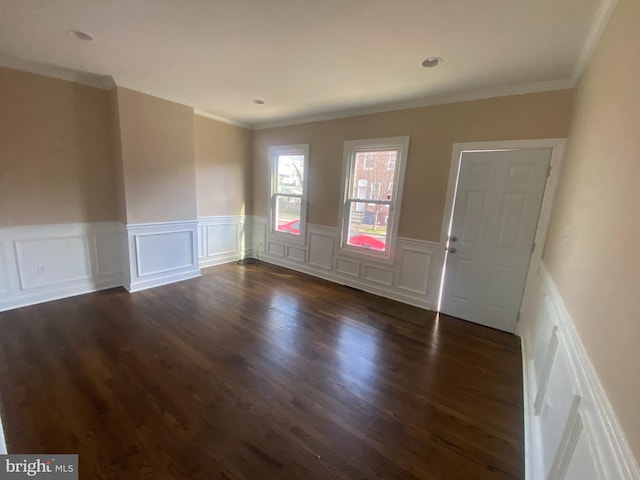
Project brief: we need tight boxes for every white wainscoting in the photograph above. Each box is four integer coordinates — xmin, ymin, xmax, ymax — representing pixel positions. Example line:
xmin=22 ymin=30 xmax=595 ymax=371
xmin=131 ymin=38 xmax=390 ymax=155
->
xmin=518 ymin=265 xmax=640 ymax=480
xmin=251 ymin=216 xmax=443 ymax=310
xmin=0 ymin=222 xmax=125 ymax=312
xmin=197 ymin=216 xmax=252 ymax=269
xmin=126 ymin=221 xmax=200 ymax=292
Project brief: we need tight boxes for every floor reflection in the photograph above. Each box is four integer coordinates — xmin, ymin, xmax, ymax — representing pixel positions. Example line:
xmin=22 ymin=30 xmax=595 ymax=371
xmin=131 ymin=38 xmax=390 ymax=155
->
xmin=337 ymin=319 xmax=380 ymax=395
xmin=265 ymin=291 xmax=302 ymax=357
xmin=428 ymin=313 xmax=441 ymax=361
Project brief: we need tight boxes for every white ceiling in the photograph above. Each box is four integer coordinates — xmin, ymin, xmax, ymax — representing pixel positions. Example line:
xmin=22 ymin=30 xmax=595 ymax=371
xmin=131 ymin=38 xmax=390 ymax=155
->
xmin=0 ymin=0 xmax=610 ymax=128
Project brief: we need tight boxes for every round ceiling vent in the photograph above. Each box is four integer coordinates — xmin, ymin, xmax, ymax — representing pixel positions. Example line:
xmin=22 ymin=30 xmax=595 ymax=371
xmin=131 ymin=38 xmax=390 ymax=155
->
xmin=421 ymin=57 xmax=443 ymax=68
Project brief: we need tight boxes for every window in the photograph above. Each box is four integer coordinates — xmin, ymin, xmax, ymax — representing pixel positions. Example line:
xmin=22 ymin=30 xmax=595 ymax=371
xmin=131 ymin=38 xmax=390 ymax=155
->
xmin=363 ymin=154 xmax=375 ymax=170
xmin=339 ymin=137 xmax=409 ymax=260
xmin=269 ymin=144 xmax=309 ymax=242
xmin=370 ymin=182 xmax=381 ymax=198
xmin=386 ymin=158 xmax=396 ymax=170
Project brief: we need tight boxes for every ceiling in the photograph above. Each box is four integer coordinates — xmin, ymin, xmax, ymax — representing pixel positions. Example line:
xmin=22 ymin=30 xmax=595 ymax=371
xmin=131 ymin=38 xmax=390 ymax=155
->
xmin=0 ymin=0 xmax=610 ymax=128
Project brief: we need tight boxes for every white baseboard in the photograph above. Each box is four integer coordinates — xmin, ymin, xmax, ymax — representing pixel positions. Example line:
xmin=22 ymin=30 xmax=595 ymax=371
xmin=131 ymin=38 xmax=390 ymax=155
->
xmin=0 ymin=222 xmax=125 ymax=312
xmin=125 ymin=269 xmax=201 ymax=293
xmin=518 ymin=264 xmax=640 ymax=479
xmin=0 ymin=276 xmax=123 ymax=312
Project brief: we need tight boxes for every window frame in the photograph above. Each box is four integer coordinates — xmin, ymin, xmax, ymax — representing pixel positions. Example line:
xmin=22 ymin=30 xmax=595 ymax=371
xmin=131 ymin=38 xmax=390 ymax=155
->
xmin=269 ymin=144 xmax=310 ymax=245
xmin=338 ymin=136 xmax=410 ymax=262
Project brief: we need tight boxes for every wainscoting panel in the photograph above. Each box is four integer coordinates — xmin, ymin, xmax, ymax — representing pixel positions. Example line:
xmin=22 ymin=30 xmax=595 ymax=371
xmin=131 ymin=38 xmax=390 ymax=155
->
xmin=286 ymin=245 xmax=306 ymax=263
xmin=127 ymin=221 xmax=200 ymax=292
xmin=135 ymin=231 xmax=195 ymax=277
xmin=197 ymin=225 xmax=206 ymax=259
xmin=539 ymin=344 xmax=579 ymax=479
xmin=563 ymin=424 xmax=602 ymax=479
xmin=96 ymin=230 xmax=125 ymax=277
xmin=518 ymin=265 xmax=640 ymax=480
xmin=15 ymin=235 xmax=91 ymax=290
xmin=531 ymin=292 xmax=558 ymax=390
xmin=335 ymin=258 xmax=360 ymax=277
xmin=252 ymin=217 xmax=267 ymax=257
xmin=308 ymin=227 xmax=334 ymax=270
xmin=0 ymin=247 xmax=12 ymax=295
xmin=251 ymin=217 xmax=441 ymax=310
xmin=397 ymin=245 xmax=432 ymax=295
xmin=268 ymin=242 xmax=286 ymax=258
xmin=206 ymin=223 xmax=238 ymax=257
xmin=362 ymin=264 xmax=393 ymax=286
xmin=0 ymin=223 xmax=125 ymax=312
xmin=197 ymin=216 xmax=251 ymax=269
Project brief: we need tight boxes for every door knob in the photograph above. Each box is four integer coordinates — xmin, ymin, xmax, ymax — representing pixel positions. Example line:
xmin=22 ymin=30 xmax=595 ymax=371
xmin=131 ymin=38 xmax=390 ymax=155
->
xmin=449 ymin=247 xmax=457 ymax=253
xmin=450 ymin=236 xmax=458 ymax=242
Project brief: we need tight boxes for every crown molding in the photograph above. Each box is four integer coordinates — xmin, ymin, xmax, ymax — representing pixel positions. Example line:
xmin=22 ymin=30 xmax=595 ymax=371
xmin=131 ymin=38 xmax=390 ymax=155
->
xmin=0 ymin=57 xmax=248 ymax=127
xmin=1 ymin=0 xmax=617 ymax=131
xmin=193 ymin=110 xmax=251 ymax=129
xmin=0 ymin=56 xmax=575 ymax=132
xmin=111 ymin=78 xmax=251 ymax=128
xmin=0 ymin=54 xmax=115 ymax=89
xmin=112 ymin=79 xmax=197 ymax=110
xmin=570 ymin=0 xmax=619 ymax=85
xmin=253 ymin=78 xmax=574 ymax=130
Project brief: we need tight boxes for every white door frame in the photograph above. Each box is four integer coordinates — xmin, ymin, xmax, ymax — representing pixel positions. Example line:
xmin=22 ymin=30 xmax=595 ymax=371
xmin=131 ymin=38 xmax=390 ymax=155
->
xmin=437 ymin=138 xmax=566 ymax=330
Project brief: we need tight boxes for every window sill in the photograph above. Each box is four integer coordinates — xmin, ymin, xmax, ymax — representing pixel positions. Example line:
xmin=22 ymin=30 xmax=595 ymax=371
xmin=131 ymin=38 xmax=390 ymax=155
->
xmin=336 ymin=245 xmax=395 ymax=266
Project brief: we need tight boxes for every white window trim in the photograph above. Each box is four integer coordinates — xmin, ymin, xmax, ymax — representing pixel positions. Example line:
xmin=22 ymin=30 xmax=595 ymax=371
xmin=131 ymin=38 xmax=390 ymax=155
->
xmin=268 ymin=144 xmax=309 ymax=245
xmin=337 ymin=136 xmax=410 ymax=263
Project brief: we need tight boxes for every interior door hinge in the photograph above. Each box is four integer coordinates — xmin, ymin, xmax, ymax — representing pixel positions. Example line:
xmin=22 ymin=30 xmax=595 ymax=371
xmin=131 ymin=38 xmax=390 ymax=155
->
xmin=547 ymin=164 xmax=552 ymax=178
xmin=531 ymin=242 xmax=536 ymax=253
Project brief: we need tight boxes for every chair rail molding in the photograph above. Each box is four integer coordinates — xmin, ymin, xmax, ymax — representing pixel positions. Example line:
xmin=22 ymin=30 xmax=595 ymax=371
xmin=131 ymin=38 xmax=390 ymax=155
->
xmin=518 ymin=264 xmax=640 ymax=480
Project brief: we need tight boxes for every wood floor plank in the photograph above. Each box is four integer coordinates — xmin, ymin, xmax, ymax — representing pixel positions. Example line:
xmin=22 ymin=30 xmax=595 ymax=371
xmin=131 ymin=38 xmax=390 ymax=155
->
xmin=0 ymin=262 xmax=524 ymax=479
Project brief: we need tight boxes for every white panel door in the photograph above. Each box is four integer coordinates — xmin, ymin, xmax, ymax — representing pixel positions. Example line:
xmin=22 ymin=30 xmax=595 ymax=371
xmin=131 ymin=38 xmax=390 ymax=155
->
xmin=440 ymin=148 xmax=551 ymax=332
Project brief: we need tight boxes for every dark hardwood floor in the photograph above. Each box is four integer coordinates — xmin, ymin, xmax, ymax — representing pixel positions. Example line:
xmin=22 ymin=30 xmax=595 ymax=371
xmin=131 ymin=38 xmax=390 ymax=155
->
xmin=0 ymin=262 xmax=524 ymax=479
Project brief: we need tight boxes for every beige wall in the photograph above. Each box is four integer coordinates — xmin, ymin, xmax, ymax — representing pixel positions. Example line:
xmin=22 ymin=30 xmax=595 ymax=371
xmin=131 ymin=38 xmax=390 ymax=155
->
xmin=253 ymin=90 xmax=574 ymax=241
xmin=115 ymin=87 xmax=197 ymax=224
xmin=0 ymin=67 xmax=119 ymax=226
xmin=108 ymin=88 xmax=128 ymax=224
xmin=194 ymin=115 xmax=253 ymax=217
xmin=544 ymin=0 xmax=640 ymax=459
